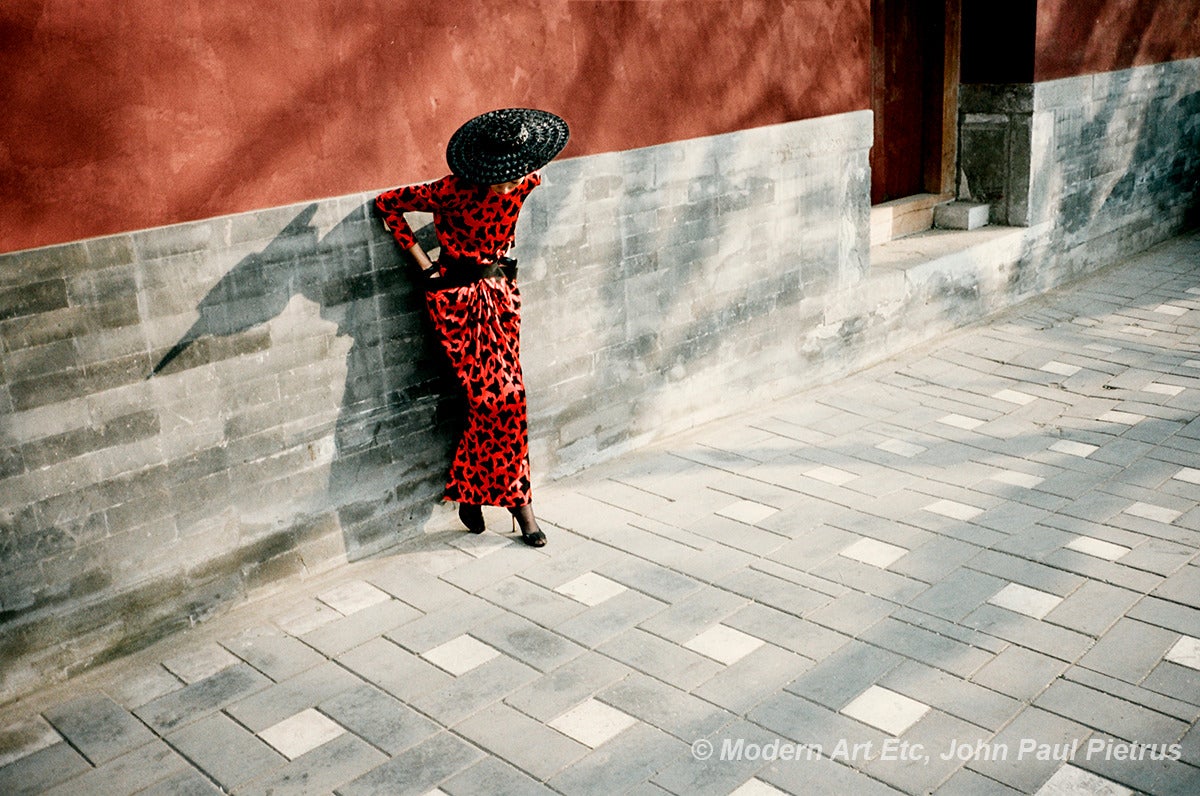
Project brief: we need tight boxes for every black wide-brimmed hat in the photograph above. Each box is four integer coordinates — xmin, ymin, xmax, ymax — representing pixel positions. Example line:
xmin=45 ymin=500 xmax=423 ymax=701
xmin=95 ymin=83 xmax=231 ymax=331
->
xmin=446 ymin=108 xmax=569 ymax=185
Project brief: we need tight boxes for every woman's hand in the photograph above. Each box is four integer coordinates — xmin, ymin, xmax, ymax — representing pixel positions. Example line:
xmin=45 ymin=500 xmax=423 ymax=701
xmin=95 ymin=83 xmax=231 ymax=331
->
xmin=407 ymin=243 xmax=440 ymax=282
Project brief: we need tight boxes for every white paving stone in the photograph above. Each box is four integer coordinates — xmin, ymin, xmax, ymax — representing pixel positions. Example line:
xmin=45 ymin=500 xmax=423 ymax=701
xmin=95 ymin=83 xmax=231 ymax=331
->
xmin=990 ymin=470 xmax=1044 ymax=489
xmin=1123 ymin=502 xmax=1181 ymax=524
xmin=876 ymin=439 xmax=926 ymax=458
xmin=421 ymin=634 xmax=501 ymax=676
xmin=840 ymin=685 xmax=930 ymax=736
xmin=1164 ymin=636 xmax=1200 ymax=670
xmin=717 ymin=499 xmax=779 ymax=525
xmin=1084 ymin=343 xmax=1121 ymax=354
xmin=994 ymin=389 xmax=1037 ymax=405
xmin=938 ymin=413 xmax=985 ymax=431
xmin=1120 ymin=325 xmax=1156 ymax=337
xmin=840 ymin=538 xmax=908 ymax=569
xmin=1041 ymin=361 xmax=1082 ymax=376
xmin=449 ymin=529 xmax=512 ymax=557
xmin=1172 ymin=467 xmax=1200 ymax=485
xmin=317 ymin=580 xmax=392 ymax=615
xmin=555 ymin=572 xmax=628 ymax=606
xmin=1097 ymin=410 xmax=1145 ymax=425
xmin=1184 ymin=359 xmax=1200 ymax=369
xmin=730 ymin=780 xmax=790 ymax=796
xmin=988 ymin=583 xmax=1063 ymax=620
xmin=1154 ymin=304 xmax=1188 ymax=316
xmin=258 ymin=709 xmax=345 ymax=760
xmin=684 ymin=624 xmax=765 ymax=665
xmin=1049 ymin=440 xmax=1098 ymax=458
xmin=549 ymin=699 xmax=638 ymax=748
xmin=1034 ymin=765 xmax=1133 ymax=796
xmin=923 ymin=499 xmax=984 ymax=521
xmin=1065 ymin=536 xmax=1130 ymax=562
xmin=1144 ymin=382 xmax=1185 ymax=396
xmin=805 ymin=465 xmax=859 ymax=486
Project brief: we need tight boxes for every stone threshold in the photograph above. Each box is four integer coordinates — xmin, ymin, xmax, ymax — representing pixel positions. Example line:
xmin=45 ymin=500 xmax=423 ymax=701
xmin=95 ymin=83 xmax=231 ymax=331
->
xmin=869 ymin=224 xmax=1026 ymax=277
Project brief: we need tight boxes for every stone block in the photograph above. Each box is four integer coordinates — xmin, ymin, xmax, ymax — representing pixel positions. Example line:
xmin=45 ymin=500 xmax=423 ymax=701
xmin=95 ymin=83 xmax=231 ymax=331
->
xmin=43 ymin=693 xmax=156 ymax=765
xmin=935 ymin=201 xmax=991 ymax=231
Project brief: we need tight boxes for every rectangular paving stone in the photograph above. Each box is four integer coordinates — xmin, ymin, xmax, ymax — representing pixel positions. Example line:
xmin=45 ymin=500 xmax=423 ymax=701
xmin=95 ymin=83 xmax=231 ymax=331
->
xmin=1035 ymin=679 xmax=1189 ymax=743
xmin=503 ymin=651 xmax=633 ymax=723
xmin=439 ymin=756 xmax=557 ymax=796
xmin=880 ymin=659 xmax=1021 ymax=732
xmin=338 ymin=731 xmax=484 ymax=796
xmin=553 ymin=588 xmax=668 ymax=648
xmin=42 ymin=693 xmax=156 ymax=766
xmin=1073 ymin=732 xmax=1200 ymax=796
xmin=969 ymin=645 xmax=1068 ymax=702
xmin=135 ymin=767 xmax=223 ymax=795
xmin=0 ymin=742 xmax=91 ymax=796
xmin=598 ymin=672 xmax=735 ymax=741
xmin=691 ymin=642 xmax=813 ymax=715
xmin=962 ymin=604 xmax=1093 ymax=662
xmin=1043 ymin=580 xmax=1140 ymax=637
xmin=238 ymin=732 xmax=387 ymax=796
xmin=455 ymin=701 xmax=588 ymax=781
xmin=964 ymin=707 xmax=1094 ymax=794
xmin=1064 ymin=665 xmax=1199 ymax=724
xmin=750 ymin=689 xmax=889 ymax=757
xmin=805 ymin=590 xmax=896 ymax=637
xmin=723 ymin=601 xmax=851 ymax=660
xmin=166 ymin=712 xmax=284 ymax=791
xmin=221 ymin=625 xmax=327 ymax=682
xmin=547 ymin=722 xmax=687 ymax=795
xmin=337 ymin=637 xmax=453 ymax=704
xmin=475 ymin=575 xmax=589 ymax=628
xmin=319 ymin=682 xmax=438 ymax=755
xmin=408 ymin=655 xmax=540 ymax=727
xmin=134 ymin=663 xmax=272 ymax=733
xmin=384 ymin=592 xmax=503 ymax=654
xmin=41 ymin=740 xmax=191 ymax=796
xmin=637 ymin=584 xmax=749 ymax=643
xmin=906 ymin=568 xmax=1009 ymax=622
xmin=593 ymin=555 xmax=704 ymax=603
xmin=224 ymin=660 xmax=364 ymax=732
xmin=598 ymin=628 xmax=724 ymax=692
xmin=651 ymin=720 xmax=788 ymax=796
xmin=860 ymin=617 xmax=996 ymax=679
xmin=864 ymin=710 xmax=991 ymax=795
xmin=784 ymin=639 xmax=905 ymax=711
xmin=717 ymin=566 xmax=839 ymax=616
xmin=1077 ymin=618 xmax=1180 ymax=683
xmin=299 ymin=598 xmax=422 ymax=657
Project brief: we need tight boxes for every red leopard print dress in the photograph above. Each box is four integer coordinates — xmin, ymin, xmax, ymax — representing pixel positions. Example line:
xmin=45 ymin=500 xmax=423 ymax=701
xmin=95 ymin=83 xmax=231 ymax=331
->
xmin=375 ymin=173 xmax=540 ymax=508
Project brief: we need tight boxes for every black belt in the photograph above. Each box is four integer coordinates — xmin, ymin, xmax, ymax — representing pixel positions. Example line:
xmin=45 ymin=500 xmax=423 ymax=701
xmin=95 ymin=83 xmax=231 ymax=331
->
xmin=425 ymin=255 xmax=518 ymax=290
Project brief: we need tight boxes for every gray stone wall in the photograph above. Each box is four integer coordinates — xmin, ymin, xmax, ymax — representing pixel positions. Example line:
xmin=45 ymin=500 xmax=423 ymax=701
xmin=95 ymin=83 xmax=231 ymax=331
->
xmin=0 ymin=111 xmax=872 ymax=699
xmin=960 ymin=56 xmax=1200 ymax=264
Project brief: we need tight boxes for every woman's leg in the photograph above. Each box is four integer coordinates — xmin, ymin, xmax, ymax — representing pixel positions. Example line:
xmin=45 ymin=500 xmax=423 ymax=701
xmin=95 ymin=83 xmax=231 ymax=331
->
xmin=458 ymin=503 xmax=485 ymax=533
xmin=509 ymin=502 xmax=546 ymax=547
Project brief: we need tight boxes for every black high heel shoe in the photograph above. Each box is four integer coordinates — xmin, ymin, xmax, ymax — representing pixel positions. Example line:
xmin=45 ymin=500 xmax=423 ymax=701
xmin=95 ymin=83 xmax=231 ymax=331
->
xmin=458 ymin=503 xmax=485 ymax=534
xmin=509 ymin=504 xmax=546 ymax=547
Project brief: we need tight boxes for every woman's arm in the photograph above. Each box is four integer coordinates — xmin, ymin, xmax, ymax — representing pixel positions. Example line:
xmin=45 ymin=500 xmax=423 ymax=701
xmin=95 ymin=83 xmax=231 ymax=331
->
xmin=375 ymin=179 xmax=447 ymax=277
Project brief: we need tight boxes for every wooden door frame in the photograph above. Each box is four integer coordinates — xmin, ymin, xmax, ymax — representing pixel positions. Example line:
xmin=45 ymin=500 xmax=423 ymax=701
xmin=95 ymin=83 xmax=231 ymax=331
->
xmin=871 ymin=0 xmax=962 ymax=205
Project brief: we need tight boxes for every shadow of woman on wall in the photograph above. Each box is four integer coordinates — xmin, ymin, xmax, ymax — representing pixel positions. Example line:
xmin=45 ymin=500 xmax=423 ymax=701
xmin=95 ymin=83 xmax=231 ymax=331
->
xmin=148 ymin=200 xmax=460 ymax=560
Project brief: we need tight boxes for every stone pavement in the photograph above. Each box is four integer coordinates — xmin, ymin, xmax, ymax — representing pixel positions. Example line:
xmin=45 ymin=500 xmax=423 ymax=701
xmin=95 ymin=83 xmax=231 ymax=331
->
xmin=2 ymin=231 xmax=1200 ymax=795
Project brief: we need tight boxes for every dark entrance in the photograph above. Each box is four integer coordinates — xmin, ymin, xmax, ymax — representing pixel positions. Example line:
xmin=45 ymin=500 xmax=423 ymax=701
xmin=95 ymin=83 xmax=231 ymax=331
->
xmin=870 ymin=0 xmax=960 ymax=205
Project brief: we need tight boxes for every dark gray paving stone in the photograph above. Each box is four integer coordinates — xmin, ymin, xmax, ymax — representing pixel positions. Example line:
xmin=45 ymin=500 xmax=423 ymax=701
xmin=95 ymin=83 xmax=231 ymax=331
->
xmin=454 ymin=701 xmax=588 ymax=781
xmin=784 ymin=639 xmax=905 ymax=711
xmin=863 ymin=710 xmax=991 ymax=795
xmin=1076 ymin=617 xmax=1179 ymax=683
xmin=553 ymin=588 xmax=668 ymax=648
xmin=0 ymin=742 xmax=94 ymax=796
xmin=1141 ymin=660 xmax=1200 ymax=708
xmin=805 ymin=590 xmax=896 ymax=637
xmin=336 ymin=636 xmax=453 ymax=703
xmin=932 ymin=767 xmax=1023 ymax=795
xmin=1034 ymin=679 xmax=1190 ymax=743
xmin=319 ymin=682 xmax=440 ymax=756
xmin=597 ymin=628 xmax=724 ymax=692
xmin=1073 ymin=733 xmax=1200 ymax=796
xmin=716 ymin=566 xmax=833 ymax=616
xmin=475 ymin=575 xmax=588 ymax=628
xmin=905 ymin=567 xmax=1007 ymax=622
xmin=650 ymin=720 xmax=783 ymax=796
xmin=749 ymin=690 xmax=889 ymax=758
xmin=338 ymin=732 xmax=483 ymax=796
xmin=469 ymin=610 xmax=586 ymax=672
xmin=407 ymin=655 xmax=539 ymax=727
xmin=964 ymin=707 xmax=1094 ymax=794
xmin=55 ymin=729 xmax=172 ymax=796
xmin=299 ymin=598 xmax=422 ymax=657
xmin=636 ymin=584 xmax=750 ymax=643
xmin=166 ymin=712 xmax=284 ymax=790
xmin=503 ymin=651 xmax=634 ymax=723
xmin=384 ymin=592 xmax=503 ymax=653
xmin=723 ymin=602 xmax=851 ymax=660
xmin=593 ymin=555 xmax=705 ymax=603
xmin=969 ymin=645 xmax=1068 ymax=702
xmin=859 ymin=617 xmax=995 ymax=679
xmin=221 ymin=624 xmax=327 ymax=681
xmin=439 ymin=756 xmax=556 ymax=796
xmin=692 ymin=642 xmax=814 ymax=716
xmin=1043 ymin=580 xmax=1141 ymax=637
xmin=598 ymin=672 xmax=736 ymax=741
xmin=43 ymin=692 xmax=156 ymax=766
xmin=135 ymin=767 xmax=223 ymax=795
xmin=237 ymin=732 xmax=386 ymax=796
xmin=961 ymin=604 xmax=1094 ymax=663
xmin=134 ymin=663 xmax=272 ymax=733
xmin=547 ymin=722 xmax=688 ymax=795
xmin=880 ymin=660 xmax=1022 ymax=732
xmin=225 ymin=659 xmax=364 ymax=732
xmin=1064 ymin=665 xmax=1200 ymax=723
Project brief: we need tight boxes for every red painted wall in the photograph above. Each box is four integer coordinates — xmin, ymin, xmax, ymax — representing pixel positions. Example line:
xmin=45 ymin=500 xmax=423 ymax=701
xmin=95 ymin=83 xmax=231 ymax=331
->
xmin=0 ymin=1 xmax=870 ymax=254
xmin=1035 ymin=0 xmax=1200 ymax=82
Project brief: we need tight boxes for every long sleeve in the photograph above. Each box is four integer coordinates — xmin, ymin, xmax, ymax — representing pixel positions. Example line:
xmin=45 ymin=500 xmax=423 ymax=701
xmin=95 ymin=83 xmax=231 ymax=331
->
xmin=375 ymin=179 xmax=452 ymax=251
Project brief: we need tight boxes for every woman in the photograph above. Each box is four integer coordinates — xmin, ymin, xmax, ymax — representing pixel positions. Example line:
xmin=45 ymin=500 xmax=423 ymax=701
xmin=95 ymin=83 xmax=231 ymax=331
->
xmin=375 ymin=108 xmax=569 ymax=547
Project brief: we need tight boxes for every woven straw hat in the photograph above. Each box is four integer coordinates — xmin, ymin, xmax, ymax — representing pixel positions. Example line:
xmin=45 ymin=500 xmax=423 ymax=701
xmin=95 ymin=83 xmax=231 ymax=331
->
xmin=446 ymin=108 xmax=569 ymax=185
